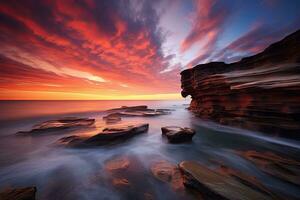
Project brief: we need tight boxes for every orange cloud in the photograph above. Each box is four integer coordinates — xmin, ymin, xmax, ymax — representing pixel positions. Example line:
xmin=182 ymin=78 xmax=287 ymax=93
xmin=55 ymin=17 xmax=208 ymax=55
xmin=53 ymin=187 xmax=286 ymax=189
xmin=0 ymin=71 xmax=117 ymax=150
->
xmin=0 ymin=0 xmax=180 ymax=99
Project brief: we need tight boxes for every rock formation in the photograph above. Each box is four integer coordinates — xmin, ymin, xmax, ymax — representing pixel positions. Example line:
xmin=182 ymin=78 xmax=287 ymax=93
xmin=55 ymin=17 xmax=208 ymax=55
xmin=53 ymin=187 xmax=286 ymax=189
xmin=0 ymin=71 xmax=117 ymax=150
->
xmin=181 ymin=29 xmax=300 ymax=138
xmin=238 ymin=151 xmax=300 ymax=186
xmin=103 ymin=105 xmax=172 ymax=120
xmin=161 ymin=126 xmax=196 ymax=143
xmin=16 ymin=117 xmax=95 ymax=136
xmin=179 ymin=161 xmax=277 ymax=200
xmin=57 ymin=123 xmax=149 ymax=147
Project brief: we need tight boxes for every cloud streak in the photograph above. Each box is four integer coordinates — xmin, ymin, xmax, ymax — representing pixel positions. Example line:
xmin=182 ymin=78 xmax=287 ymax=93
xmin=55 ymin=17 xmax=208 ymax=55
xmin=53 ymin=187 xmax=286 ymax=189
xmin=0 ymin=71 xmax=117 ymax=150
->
xmin=180 ymin=0 xmax=231 ymax=67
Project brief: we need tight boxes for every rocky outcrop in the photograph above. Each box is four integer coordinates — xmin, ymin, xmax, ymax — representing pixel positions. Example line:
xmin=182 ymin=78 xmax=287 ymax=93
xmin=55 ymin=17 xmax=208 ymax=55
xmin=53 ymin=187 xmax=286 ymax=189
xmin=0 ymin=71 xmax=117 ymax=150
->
xmin=161 ymin=126 xmax=196 ymax=143
xmin=57 ymin=123 xmax=149 ymax=147
xmin=0 ymin=187 xmax=36 ymax=200
xmin=17 ymin=117 xmax=95 ymax=136
xmin=181 ymin=30 xmax=300 ymax=138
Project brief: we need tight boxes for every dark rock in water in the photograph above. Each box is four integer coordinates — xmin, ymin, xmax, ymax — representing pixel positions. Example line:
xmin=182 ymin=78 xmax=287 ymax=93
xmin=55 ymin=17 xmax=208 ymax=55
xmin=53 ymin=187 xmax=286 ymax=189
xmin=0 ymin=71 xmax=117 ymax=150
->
xmin=57 ymin=123 xmax=149 ymax=147
xmin=179 ymin=161 xmax=276 ymax=200
xmin=238 ymin=151 xmax=300 ymax=186
xmin=180 ymin=29 xmax=300 ymax=138
xmin=0 ymin=187 xmax=36 ymax=200
xmin=161 ymin=126 xmax=196 ymax=143
xmin=16 ymin=117 xmax=95 ymax=136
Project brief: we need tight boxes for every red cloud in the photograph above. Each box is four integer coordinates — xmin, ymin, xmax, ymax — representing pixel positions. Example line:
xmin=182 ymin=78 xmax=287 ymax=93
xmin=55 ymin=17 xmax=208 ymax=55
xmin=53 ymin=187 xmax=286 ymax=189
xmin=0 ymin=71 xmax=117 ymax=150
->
xmin=0 ymin=0 xmax=180 ymax=99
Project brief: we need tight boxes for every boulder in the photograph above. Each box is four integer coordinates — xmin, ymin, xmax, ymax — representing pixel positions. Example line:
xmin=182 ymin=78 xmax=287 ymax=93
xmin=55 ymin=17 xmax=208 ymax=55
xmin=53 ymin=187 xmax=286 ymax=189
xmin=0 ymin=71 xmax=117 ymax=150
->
xmin=0 ymin=187 xmax=36 ymax=200
xmin=238 ymin=151 xmax=300 ymax=186
xmin=180 ymin=29 xmax=300 ymax=138
xmin=179 ymin=161 xmax=276 ymax=200
xmin=16 ymin=117 xmax=95 ymax=136
xmin=57 ymin=123 xmax=149 ymax=147
xmin=161 ymin=126 xmax=196 ymax=143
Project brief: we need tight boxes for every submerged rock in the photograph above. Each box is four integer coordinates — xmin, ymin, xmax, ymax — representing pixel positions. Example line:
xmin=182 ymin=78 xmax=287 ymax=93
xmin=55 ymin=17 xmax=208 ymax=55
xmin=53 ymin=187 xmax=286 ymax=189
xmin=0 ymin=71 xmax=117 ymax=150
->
xmin=161 ymin=126 xmax=196 ymax=143
xmin=150 ymin=160 xmax=184 ymax=190
xmin=57 ymin=123 xmax=149 ymax=147
xmin=0 ymin=187 xmax=36 ymax=200
xmin=16 ymin=117 xmax=95 ymax=136
xmin=180 ymin=29 xmax=300 ymax=138
xmin=105 ymin=156 xmax=130 ymax=171
xmin=103 ymin=155 xmax=157 ymax=199
xmin=239 ymin=151 xmax=300 ymax=186
xmin=179 ymin=161 xmax=276 ymax=200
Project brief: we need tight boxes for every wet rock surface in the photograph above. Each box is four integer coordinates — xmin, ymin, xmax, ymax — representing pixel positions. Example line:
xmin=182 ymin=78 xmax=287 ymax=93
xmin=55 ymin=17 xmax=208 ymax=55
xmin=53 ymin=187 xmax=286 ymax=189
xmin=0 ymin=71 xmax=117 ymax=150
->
xmin=0 ymin=187 xmax=36 ymax=200
xmin=180 ymin=29 xmax=300 ymax=138
xmin=161 ymin=126 xmax=196 ymax=143
xmin=239 ymin=150 xmax=300 ymax=186
xmin=57 ymin=123 xmax=149 ymax=147
xmin=16 ymin=117 xmax=95 ymax=136
xmin=179 ymin=161 xmax=276 ymax=200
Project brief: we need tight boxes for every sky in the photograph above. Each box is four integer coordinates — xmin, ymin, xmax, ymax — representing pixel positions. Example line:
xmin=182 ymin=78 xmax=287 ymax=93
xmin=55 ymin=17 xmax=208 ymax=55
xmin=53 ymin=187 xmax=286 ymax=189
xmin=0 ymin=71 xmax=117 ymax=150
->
xmin=0 ymin=0 xmax=299 ymax=100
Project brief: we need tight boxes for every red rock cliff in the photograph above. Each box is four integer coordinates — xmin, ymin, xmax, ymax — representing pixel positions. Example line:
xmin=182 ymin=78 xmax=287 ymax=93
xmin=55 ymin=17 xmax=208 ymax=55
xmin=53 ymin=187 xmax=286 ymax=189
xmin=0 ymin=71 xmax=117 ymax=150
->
xmin=181 ymin=29 xmax=300 ymax=139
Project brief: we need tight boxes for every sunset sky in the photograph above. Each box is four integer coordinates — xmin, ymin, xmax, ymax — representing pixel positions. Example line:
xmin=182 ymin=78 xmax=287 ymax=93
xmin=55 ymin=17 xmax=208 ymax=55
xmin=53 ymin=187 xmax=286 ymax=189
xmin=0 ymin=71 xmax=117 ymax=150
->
xmin=0 ymin=0 xmax=299 ymax=100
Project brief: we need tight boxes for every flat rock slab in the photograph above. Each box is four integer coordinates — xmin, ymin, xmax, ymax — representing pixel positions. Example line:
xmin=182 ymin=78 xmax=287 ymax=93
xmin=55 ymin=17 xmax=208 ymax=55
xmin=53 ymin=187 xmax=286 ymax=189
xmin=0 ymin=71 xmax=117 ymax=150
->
xmin=103 ymin=105 xmax=172 ymax=120
xmin=57 ymin=123 xmax=149 ymax=147
xmin=161 ymin=126 xmax=196 ymax=143
xmin=107 ymin=105 xmax=149 ymax=112
xmin=179 ymin=161 xmax=275 ymax=200
xmin=0 ymin=187 xmax=36 ymax=200
xmin=16 ymin=117 xmax=95 ymax=136
xmin=238 ymin=150 xmax=300 ymax=186
xmin=103 ymin=114 xmax=122 ymax=124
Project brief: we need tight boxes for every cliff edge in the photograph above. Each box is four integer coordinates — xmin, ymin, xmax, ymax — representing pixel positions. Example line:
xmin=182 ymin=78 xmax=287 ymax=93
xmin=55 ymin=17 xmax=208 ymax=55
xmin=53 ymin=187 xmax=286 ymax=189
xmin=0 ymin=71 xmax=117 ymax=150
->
xmin=181 ymin=29 xmax=300 ymax=139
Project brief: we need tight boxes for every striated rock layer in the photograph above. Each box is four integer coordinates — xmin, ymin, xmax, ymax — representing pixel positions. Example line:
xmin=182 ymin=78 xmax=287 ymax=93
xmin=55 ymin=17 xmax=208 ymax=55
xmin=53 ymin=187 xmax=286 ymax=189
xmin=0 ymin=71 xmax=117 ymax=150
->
xmin=181 ymin=29 xmax=300 ymax=138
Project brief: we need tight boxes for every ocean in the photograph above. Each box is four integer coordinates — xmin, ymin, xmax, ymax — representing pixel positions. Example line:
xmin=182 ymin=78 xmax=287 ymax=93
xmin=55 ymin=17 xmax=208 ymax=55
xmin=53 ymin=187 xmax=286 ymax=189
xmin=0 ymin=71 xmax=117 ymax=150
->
xmin=0 ymin=100 xmax=299 ymax=199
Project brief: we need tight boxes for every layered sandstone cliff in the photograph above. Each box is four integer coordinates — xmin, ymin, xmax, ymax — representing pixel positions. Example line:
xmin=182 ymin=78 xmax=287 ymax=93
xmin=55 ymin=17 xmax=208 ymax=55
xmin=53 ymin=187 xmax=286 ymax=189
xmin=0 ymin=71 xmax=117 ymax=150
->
xmin=181 ymin=30 xmax=300 ymax=139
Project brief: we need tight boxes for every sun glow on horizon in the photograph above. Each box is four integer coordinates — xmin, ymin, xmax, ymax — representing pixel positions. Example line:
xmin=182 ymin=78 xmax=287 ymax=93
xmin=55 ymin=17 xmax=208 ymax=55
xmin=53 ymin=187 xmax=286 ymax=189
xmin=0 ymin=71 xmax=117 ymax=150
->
xmin=0 ymin=90 xmax=183 ymax=100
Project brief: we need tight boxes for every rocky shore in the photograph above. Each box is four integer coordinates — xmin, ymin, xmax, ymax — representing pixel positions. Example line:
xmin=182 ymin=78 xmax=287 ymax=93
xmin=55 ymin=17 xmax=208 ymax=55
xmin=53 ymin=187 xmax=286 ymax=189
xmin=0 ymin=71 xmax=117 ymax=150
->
xmin=181 ymin=29 xmax=300 ymax=139
xmin=2 ymin=104 xmax=300 ymax=199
